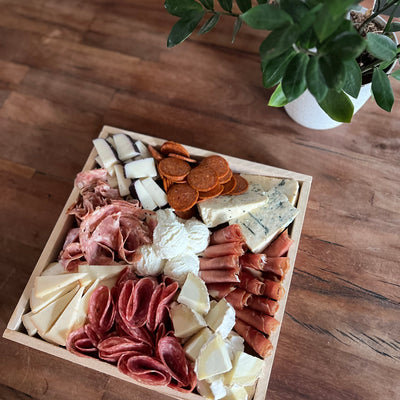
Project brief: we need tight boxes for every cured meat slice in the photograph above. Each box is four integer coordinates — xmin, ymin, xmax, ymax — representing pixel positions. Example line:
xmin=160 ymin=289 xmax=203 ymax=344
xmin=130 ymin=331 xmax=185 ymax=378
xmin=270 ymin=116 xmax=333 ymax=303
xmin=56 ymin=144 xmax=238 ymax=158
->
xmin=203 ymin=241 xmax=245 ymax=258
xmin=115 ymin=315 xmax=154 ymax=348
xmin=264 ymin=229 xmax=294 ymax=257
xmin=240 ymin=254 xmax=289 ymax=280
xmin=88 ymin=286 xmax=116 ymax=333
xmin=98 ymin=336 xmax=152 ymax=363
xmin=66 ymin=326 xmax=98 ymax=358
xmin=199 ymin=255 xmax=239 ymax=271
xmin=225 ymin=288 xmax=252 ymax=310
xmin=235 ymin=308 xmax=279 ymax=336
xmin=155 ymin=280 xmax=179 ymax=328
xmin=209 ymin=224 xmax=245 ymax=245
xmin=263 ymin=278 xmax=285 ymax=301
xmin=247 ymin=296 xmax=279 ymax=316
xmin=199 ymin=269 xmax=239 ymax=284
xmin=75 ymin=168 xmax=109 ymax=191
xmin=206 ymin=283 xmax=236 ymax=299
xmin=62 ymin=228 xmax=80 ymax=250
xmin=118 ymin=353 xmax=171 ymax=386
xmin=146 ymin=283 xmax=165 ymax=332
xmin=238 ymin=269 xmax=264 ymax=295
xmin=234 ymin=318 xmax=273 ymax=358
xmin=59 ymin=242 xmax=84 ymax=272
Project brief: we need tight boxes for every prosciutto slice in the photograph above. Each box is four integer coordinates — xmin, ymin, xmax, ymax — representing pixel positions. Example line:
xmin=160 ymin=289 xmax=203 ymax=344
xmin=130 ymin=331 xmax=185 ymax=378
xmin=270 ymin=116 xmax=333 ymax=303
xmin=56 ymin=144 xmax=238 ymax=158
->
xmin=203 ymin=241 xmax=245 ymax=258
xmin=88 ymin=286 xmax=116 ymax=333
xmin=264 ymin=229 xmax=294 ymax=257
xmin=235 ymin=308 xmax=279 ymax=336
xmin=209 ymin=224 xmax=244 ymax=245
xmin=238 ymin=269 xmax=264 ymax=295
xmin=206 ymin=283 xmax=236 ymax=299
xmin=247 ymin=296 xmax=279 ymax=316
xmin=240 ymin=254 xmax=289 ymax=280
xmin=234 ymin=318 xmax=273 ymax=358
xmin=199 ymin=255 xmax=239 ymax=271
xmin=225 ymin=288 xmax=251 ymax=310
xmin=98 ymin=336 xmax=152 ymax=363
xmin=199 ymin=269 xmax=239 ymax=284
xmin=263 ymin=278 xmax=285 ymax=301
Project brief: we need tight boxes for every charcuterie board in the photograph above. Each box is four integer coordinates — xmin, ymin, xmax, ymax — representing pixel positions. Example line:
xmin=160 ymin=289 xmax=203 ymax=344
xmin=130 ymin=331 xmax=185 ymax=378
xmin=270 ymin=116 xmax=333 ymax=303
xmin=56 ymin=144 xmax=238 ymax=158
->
xmin=3 ymin=126 xmax=312 ymax=400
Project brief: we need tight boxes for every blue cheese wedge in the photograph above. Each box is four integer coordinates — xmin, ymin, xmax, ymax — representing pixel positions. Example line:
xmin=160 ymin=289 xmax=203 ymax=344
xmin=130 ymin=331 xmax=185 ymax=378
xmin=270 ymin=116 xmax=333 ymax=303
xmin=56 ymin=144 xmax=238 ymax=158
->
xmin=178 ymin=272 xmax=210 ymax=315
xmin=183 ymin=327 xmax=213 ymax=362
xmin=170 ymin=303 xmax=207 ymax=338
xmin=205 ymin=298 xmax=235 ymax=339
xmin=224 ymin=351 xmax=264 ymax=387
xmin=230 ymin=188 xmax=298 ymax=253
xmin=195 ymin=334 xmax=233 ymax=380
xmin=241 ymin=174 xmax=299 ymax=205
xmin=197 ymin=191 xmax=268 ymax=228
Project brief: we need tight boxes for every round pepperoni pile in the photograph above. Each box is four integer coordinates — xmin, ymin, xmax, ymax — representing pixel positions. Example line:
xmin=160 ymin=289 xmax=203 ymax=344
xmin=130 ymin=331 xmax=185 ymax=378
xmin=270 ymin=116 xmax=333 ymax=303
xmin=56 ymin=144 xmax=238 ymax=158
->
xmin=148 ymin=141 xmax=249 ymax=217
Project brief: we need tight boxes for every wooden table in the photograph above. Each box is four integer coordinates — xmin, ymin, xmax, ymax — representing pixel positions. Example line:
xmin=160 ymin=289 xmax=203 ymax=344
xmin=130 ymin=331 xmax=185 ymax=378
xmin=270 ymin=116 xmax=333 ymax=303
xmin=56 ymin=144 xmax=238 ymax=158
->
xmin=1 ymin=0 xmax=399 ymax=399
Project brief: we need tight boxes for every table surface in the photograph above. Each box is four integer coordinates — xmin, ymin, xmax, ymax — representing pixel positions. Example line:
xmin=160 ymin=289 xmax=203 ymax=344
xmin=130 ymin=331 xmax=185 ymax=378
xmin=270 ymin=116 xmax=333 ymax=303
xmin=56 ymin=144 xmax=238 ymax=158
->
xmin=1 ymin=0 xmax=399 ymax=399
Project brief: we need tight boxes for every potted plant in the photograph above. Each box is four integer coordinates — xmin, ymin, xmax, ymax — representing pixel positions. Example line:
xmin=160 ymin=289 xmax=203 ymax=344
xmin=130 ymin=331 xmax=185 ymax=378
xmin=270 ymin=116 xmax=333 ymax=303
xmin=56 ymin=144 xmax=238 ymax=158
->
xmin=164 ymin=0 xmax=400 ymax=129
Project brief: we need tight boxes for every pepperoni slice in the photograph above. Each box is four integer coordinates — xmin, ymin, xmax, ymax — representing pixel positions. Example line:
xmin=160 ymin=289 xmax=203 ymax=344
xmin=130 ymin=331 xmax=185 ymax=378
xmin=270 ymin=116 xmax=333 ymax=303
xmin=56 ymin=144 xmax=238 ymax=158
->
xmin=158 ymin=157 xmax=191 ymax=181
xmin=221 ymin=175 xmax=237 ymax=195
xmin=200 ymin=155 xmax=230 ymax=179
xmin=229 ymin=173 xmax=249 ymax=195
xmin=187 ymin=165 xmax=218 ymax=192
xmin=160 ymin=141 xmax=190 ymax=158
xmin=167 ymin=183 xmax=198 ymax=211
xmin=147 ymin=145 xmax=163 ymax=161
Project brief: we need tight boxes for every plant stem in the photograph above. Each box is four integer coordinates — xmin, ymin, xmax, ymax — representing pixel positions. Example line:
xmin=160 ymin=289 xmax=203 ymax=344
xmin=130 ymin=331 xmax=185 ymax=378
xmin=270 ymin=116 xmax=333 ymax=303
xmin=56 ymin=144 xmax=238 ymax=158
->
xmin=358 ymin=0 xmax=400 ymax=32
xmin=384 ymin=2 xmax=400 ymax=33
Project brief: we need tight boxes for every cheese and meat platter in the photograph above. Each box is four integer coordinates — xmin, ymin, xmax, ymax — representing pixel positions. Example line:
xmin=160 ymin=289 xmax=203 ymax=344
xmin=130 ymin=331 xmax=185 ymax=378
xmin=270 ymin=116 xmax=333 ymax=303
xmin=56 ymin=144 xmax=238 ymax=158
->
xmin=3 ymin=126 xmax=312 ymax=400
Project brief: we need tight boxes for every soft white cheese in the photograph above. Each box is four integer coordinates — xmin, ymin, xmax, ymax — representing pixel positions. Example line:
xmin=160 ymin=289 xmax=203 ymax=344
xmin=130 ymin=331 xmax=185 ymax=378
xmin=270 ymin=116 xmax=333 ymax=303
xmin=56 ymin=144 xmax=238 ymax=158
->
xmin=209 ymin=378 xmax=227 ymax=400
xmin=124 ymin=157 xmax=157 ymax=179
xmin=197 ymin=190 xmax=268 ymax=228
xmin=134 ymin=245 xmax=165 ymax=276
xmin=113 ymin=133 xmax=140 ymax=161
xmin=183 ymin=327 xmax=213 ymax=362
xmin=184 ymin=218 xmax=210 ymax=254
xmin=170 ymin=303 xmax=206 ymax=338
xmin=221 ymin=385 xmax=249 ymax=400
xmin=205 ymin=298 xmax=236 ymax=339
xmin=164 ymin=253 xmax=199 ymax=286
xmin=224 ymin=351 xmax=264 ymax=387
xmin=225 ymin=331 xmax=245 ymax=360
xmin=178 ymin=272 xmax=210 ymax=314
xmin=230 ymin=187 xmax=298 ymax=253
xmin=141 ymin=177 xmax=168 ymax=208
xmin=92 ymin=138 xmax=118 ymax=170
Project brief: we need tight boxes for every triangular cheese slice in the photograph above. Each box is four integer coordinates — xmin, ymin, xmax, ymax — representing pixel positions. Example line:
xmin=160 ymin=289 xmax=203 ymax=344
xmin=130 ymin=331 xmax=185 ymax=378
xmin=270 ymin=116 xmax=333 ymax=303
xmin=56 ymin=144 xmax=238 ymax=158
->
xmin=41 ymin=262 xmax=66 ymax=276
xmin=78 ymin=264 xmax=126 ymax=282
xmin=72 ymin=279 xmax=100 ymax=331
xmin=22 ymin=311 xmax=38 ymax=336
xmin=34 ymin=273 xmax=88 ymax=298
xmin=43 ymin=286 xmax=85 ymax=346
xmin=30 ymin=285 xmax=79 ymax=336
xmin=30 ymin=282 xmax=77 ymax=313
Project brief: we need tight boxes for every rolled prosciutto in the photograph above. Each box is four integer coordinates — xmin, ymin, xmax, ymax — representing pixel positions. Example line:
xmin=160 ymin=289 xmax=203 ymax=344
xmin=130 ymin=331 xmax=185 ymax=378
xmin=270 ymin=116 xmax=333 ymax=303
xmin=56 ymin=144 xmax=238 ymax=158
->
xmin=199 ymin=255 xmax=239 ymax=271
xmin=234 ymin=318 xmax=273 ymax=358
xmin=263 ymin=278 xmax=285 ymax=301
xmin=238 ymin=269 xmax=264 ymax=295
xmin=247 ymin=296 xmax=279 ymax=316
xmin=209 ymin=224 xmax=245 ymax=245
xmin=206 ymin=283 xmax=236 ymax=299
xmin=264 ymin=229 xmax=294 ymax=257
xmin=199 ymin=269 xmax=239 ymax=284
xmin=240 ymin=254 xmax=289 ymax=280
xmin=203 ymin=241 xmax=246 ymax=258
xmin=225 ymin=288 xmax=252 ymax=310
xmin=235 ymin=308 xmax=280 ymax=336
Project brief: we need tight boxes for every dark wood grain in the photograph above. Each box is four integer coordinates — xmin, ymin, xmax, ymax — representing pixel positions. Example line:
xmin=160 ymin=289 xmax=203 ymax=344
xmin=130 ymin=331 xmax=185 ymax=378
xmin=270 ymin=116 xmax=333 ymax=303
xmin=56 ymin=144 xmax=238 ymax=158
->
xmin=1 ymin=0 xmax=399 ymax=399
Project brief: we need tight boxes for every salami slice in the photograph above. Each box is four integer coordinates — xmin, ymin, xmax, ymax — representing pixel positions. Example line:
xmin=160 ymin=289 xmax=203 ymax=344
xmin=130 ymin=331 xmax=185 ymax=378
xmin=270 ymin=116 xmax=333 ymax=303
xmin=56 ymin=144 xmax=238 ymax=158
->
xmin=59 ymin=242 xmax=84 ymax=272
xmin=209 ymin=224 xmax=244 ymax=245
xmin=98 ymin=336 xmax=152 ymax=363
xmin=75 ymin=168 xmax=109 ymax=191
xmin=203 ymin=242 xmax=245 ymax=258
xmin=66 ymin=326 xmax=98 ymax=358
xmin=88 ymin=286 xmax=116 ymax=333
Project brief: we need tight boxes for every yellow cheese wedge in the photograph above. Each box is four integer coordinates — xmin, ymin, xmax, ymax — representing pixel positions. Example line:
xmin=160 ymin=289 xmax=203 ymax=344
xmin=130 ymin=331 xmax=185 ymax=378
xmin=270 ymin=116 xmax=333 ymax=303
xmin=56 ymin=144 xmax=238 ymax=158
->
xmin=30 ymin=285 xmax=79 ymax=336
xmin=170 ymin=303 xmax=206 ymax=338
xmin=41 ymin=262 xmax=66 ymax=276
xmin=177 ymin=272 xmax=210 ymax=315
xmin=224 ymin=351 xmax=263 ymax=387
xmin=43 ymin=286 xmax=85 ymax=346
xmin=183 ymin=327 xmax=212 ymax=362
xmin=195 ymin=334 xmax=232 ymax=380
xmin=34 ymin=273 xmax=88 ymax=298
xmin=78 ymin=264 xmax=126 ymax=281
xmin=22 ymin=311 xmax=38 ymax=336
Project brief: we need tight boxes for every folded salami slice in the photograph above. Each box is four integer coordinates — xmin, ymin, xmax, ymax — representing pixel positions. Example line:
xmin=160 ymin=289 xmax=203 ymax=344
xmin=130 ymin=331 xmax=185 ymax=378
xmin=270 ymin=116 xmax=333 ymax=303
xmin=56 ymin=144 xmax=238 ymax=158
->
xmin=98 ymin=336 xmax=152 ymax=363
xmin=155 ymin=281 xmax=179 ymax=328
xmin=206 ymin=283 xmax=236 ymax=299
xmin=247 ymin=295 xmax=279 ymax=316
xmin=209 ymin=224 xmax=245 ymax=245
xmin=203 ymin=241 xmax=246 ymax=258
xmin=62 ymin=228 xmax=80 ymax=250
xmin=115 ymin=315 xmax=154 ymax=348
xmin=199 ymin=269 xmax=239 ymax=284
xmin=263 ymin=229 xmax=294 ymax=257
xmin=75 ymin=168 xmax=109 ymax=191
xmin=263 ymin=278 xmax=285 ymax=301
xmin=66 ymin=326 xmax=98 ymax=358
xmin=238 ymin=269 xmax=264 ymax=295
xmin=225 ymin=288 xmax=252 ymax=310
xmin=118 ymin=353 xmax=171 ymax=386
xmin=199 ymin=255 xmax=239 ymax=271
xmin=88 ymin=286 xmax=116 ymax=333
xmin=235 ymin=308 xmax=279 ymax=336
xmin=146 ymin=283 xmax=165 ymax=332
xmin=234 ymin=318 xmax=273 ymax=358
xmin=59 ymin=242 xmax=84 ymax=272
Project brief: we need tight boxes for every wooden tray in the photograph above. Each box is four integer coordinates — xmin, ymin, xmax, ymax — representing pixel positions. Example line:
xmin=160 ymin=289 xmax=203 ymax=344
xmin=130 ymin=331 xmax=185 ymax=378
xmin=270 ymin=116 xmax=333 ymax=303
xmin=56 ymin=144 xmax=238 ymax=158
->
xmin=3 ymin=126 xmax=312 ymax=400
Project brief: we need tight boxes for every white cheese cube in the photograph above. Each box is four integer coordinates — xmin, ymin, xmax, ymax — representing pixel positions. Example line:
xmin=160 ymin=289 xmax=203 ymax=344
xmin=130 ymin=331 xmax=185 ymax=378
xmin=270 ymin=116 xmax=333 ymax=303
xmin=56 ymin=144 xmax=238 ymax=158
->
xmin=222 ymin=385 xmax=249 ymax=400
xmin=113 ymin=133 xmax=140 ymax=161
xmin=230 ymin=188 xmax=298 ymax=253
xmin=22 ymin=311 xmax=38 ymax=336
xmin=225 ymin=331 xmax=245 ymax=360
xmin=124 ymin=158 xmax=157 ymax=179
xmin=134 ymin=140 xmax=152 ymax=158
xmin=170 ymin=303 xmax=207 ymax=338
xmin=133 ymin=179 xmax=157 ymax=210
xmin=114 ymin=163 xmax=131 ymax=197
xmin=197 ymin=380 xmax=213 ymax=399
xmin=34 ymin=273 xmax=88 ymax=299
xmin=209 ymin=378 xmax=227 ymax=400
xmin=205 ymin=298 xmax=235 ymax=339
xmin=140 ymin=177 xmax=168 ymax=208
xmin=224 ymin=351 xmax=264 ymax=387
xmin=195 ymin=334 xmax=232 ymax=380
xmin=197 ymin=191 xmax=268 ymax=228
xmin=93 ymin=138 xmax=118 ymax=169
xmin=178 ymin=272 xmax=210 ymax=315
xmin=183 ymin=327 xmax=212 ymax=362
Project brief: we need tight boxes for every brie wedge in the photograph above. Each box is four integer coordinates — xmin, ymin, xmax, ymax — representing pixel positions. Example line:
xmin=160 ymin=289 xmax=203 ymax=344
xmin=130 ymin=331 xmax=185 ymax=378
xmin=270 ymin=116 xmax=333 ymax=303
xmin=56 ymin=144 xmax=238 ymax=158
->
xmin=170 ymin=303 xmax=207 ymax=338
xmin=224 ymin=351 xmax=264 ymax=387
xmin=205 ymin=298 xmax=235 ymax=339
xmin=178 ymin=272 xmax=210 ymax=315
xmin=183 ymin=327 xmax=213 ymax=362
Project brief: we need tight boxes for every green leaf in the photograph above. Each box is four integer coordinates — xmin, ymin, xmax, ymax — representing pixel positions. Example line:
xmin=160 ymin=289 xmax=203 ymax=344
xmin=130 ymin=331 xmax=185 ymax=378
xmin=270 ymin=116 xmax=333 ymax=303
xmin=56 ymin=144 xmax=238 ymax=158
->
xmin=390 ymin=69 xmax=400 ymax=80
xmin=198 ymin=13 xmax=220 ymax=35
xmin=386 ymin=21 xmax=400 ymax=32
xmin=261 ymin=48 xmax=296 ymax=88
xmin=241 ymin=4 xmax=293 ymax=30
xmin=326 ymin=0 xmax=360 ymax=18
xmin=268 ymin=83 xmax=289 ymax=107
xmin=318 ymin=90 xmax=354 ymax=123
xmin=199 ymin=0 xmax=214 ymax=9
xmin=343 ymin=59 xmax=362 ymax=98
xmin=279 ymin=0 xmax=309 ymax=22
xmin=282 ymin=52 xmax=309 ymax=102
xmin=236 ymin=0 xmax=252 ymax=13
xmin=165 ymin=0 xmax=203 ymax=17
xmin=313 ymin=6 xmax=343 ymax=42
xmin=319 ymin=55 xmax=346 ymax=90
xmin=257 ymin=0 xmax=268 ymax=3
xmin=232 ymin=17 xmax=242 ymax=43
xmin=218 ymin=0 xmax=232 ymax=11
xmin=372 ymin=68 xmax=394 ymax=112
xmin=259 ymin=26 xmax=299 ymax=61
xmin=306 ymin=57 xmax=328 ymax=102
xmin=167 ymin=10 xmax=205 ymax=47
xmin=326 ymin=31 xmax=366 ymax=60
xmin=366 ymin=33 xmax=397 ymax=61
